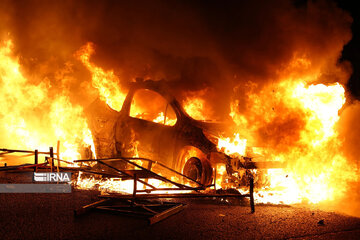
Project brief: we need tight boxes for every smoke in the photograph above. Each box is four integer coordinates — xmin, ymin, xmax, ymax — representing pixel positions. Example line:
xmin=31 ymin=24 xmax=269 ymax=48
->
xmin=1 ymin=0 xmax=359 ymax=215
xmin=0 ymin=0 xmax=351 ymax=113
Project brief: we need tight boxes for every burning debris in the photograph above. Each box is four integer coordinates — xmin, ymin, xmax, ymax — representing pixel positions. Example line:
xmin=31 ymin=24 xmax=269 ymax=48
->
xmin=0 ymin=146 xmax=256 ymax=225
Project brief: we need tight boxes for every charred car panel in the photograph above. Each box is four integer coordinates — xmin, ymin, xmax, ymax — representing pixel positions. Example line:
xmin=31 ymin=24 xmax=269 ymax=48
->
xmin=86 ymin=80 xmax=234 ymax=185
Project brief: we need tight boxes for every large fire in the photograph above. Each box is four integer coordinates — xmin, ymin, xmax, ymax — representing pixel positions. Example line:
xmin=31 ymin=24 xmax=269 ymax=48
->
xmin=220 ymin=74 xmax=358 ymax=204
xmin=74 ymin=42 xmax=358 ymax=206
xmin=0 ymin=37 xmax=358 ymax=208
xmin=0 ymin=39 xmax=94 ymax=164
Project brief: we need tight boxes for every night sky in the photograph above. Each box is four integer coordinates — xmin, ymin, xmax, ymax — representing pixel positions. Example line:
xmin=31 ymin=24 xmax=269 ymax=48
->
xmin=337 ymin=0 xmax=360 ymax=98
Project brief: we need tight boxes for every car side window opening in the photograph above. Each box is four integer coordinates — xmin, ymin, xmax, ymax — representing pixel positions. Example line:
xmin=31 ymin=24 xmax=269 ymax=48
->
xmin=129 ymin=89 xmax=177 ymax=126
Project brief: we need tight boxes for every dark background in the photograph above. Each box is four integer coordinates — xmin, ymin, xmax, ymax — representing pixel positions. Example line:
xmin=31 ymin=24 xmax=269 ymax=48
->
xmin=336 ymin=0 xmax=360 ymax=98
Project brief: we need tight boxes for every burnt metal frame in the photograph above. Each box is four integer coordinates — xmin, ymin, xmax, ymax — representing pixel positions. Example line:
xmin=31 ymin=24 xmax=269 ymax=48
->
xmin=0 ymin=147 xmax=120 ymax=179
xmin=74 ymin=157 xmax=206 ymax=192
xmin=72 ymin=156 xmax=201 ymax=224
xmin=74 ymin=156 xmax=255 ymax=214
xmin=1 ymin=148 xmax=255 ymax=209
xmin=1 ymin=147 xmax=255 ymax=224
xmin=74 ymin=198 xmax=186 ymax=225
xmin=0 ymin=147 xmax=58 ymax=171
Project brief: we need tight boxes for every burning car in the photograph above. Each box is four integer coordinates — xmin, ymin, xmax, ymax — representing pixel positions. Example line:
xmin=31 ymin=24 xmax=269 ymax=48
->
xmin=85 ymin=79 xmax=261 ymax=186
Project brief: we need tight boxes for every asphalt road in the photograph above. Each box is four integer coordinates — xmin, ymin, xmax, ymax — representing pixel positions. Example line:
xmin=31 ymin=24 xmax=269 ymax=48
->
xmin=0 ymin=172 xmax=360 ymax=240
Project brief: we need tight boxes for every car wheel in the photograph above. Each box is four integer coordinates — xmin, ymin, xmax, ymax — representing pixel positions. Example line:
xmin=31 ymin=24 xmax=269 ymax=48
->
xmin=183 ymin=157 xmax=202 ymax=182
xmin=175 ymin=146 xmax=213 ymax=186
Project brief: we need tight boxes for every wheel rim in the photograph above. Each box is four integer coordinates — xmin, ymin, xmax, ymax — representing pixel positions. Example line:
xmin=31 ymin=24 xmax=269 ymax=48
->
xmin=183 ymin=157 xmax=202 ymax=182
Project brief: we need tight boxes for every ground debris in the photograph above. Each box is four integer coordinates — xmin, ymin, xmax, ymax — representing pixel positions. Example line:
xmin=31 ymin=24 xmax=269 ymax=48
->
xmin=317 ymin=219 xmax=325 ymax=226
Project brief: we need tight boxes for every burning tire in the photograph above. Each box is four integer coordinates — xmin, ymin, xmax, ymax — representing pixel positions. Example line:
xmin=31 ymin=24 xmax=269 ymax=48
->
xmin=183 ymin=157 xmax=213 ymax=186
xmin=183 ymin=157 xmax=202 ymax=182
xmin=176 ymin=146 xmax=213 ymax=186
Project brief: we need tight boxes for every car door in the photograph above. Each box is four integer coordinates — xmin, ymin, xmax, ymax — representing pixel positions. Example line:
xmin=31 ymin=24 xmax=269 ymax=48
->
xmin=115 ymin=88 xmax=179 ymax=166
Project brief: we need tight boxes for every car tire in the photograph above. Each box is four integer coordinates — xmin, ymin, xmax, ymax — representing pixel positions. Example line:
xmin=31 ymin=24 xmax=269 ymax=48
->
xmin=175 ymin=146 xmax=213 ymax=186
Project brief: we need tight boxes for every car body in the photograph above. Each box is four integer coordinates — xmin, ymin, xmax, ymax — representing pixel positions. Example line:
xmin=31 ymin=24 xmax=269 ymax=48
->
xmin=85 ymin=80 xmax=241 ymax=185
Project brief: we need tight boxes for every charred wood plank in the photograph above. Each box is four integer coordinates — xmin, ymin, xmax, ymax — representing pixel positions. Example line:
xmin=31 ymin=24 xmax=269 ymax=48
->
xmin=74 ymin=199 xmax=112 ymax=216
xmin=149 ymin=203 xmax=185 ymax=225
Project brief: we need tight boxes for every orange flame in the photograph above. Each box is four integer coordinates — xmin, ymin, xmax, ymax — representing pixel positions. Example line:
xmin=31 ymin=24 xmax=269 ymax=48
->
xmin=67 ymin=42 xmax=360 ymax=204
xmin=0 ymin=39 xmax=94 ymax=164
xmin=217 ymin=133 xmax=247 ymax=157
xmin=76 ymin=42 xmax=127 ymax=111
xmin=229 ymin=78 xmax=357 ymax=204
xmin=183 ymin=96 xmax=211 ymax=120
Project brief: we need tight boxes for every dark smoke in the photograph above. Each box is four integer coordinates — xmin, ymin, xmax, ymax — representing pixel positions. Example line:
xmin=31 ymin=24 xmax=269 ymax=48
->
xmin=0 ymin=0 xmax=352 ymax=115
xmin=1 ymin=0 xmax=359 ymax=215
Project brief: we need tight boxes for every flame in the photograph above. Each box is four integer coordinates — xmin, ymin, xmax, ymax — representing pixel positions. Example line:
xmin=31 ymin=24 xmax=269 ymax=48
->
xmin=12 ymin=40 xmax=350 ymax=205
xmin=292 ymin=82 xmax=345 ymax=146
xmin=230 ymin=77 xmax=357 ymax=204
xmin=152 ymin=112 xmax=177 ymax=126
xmin=77 ymin=42 xmax=178 ymax=128
xmin=0 ymin=39 xmax=94 ymax=164
xmin=49 ymin=96 xmax=96 ymax=161
xmin=215 ymin=164 xmax=227 ymax=188
xmin=75 ymin=43 xmax=356 ymax=204
xmin=75 ymin=163 xmax=187 ymax=194
xmin=183 ymin=96 xmax=211 ymax=120
xmin=76 ymin=175 xmax=186 ymax=195
xmin=217 ymin=133 xmax=247 ymax=157
xmin=76 ymin=42 xmax=126 ymax=111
